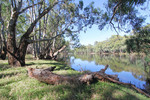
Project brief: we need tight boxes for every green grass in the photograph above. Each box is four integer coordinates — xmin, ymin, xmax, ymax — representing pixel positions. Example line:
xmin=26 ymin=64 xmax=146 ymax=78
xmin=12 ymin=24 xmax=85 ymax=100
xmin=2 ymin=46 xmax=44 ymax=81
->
xmin=0 ymin=55 xmax=149 ymax=100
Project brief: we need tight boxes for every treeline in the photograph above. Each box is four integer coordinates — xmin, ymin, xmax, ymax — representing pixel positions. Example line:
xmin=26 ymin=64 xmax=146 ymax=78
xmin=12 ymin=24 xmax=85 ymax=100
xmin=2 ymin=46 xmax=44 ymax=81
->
xmin=74 ymin=35 xmax=128 ymax=54
xmin=74 ymin=24 xmax=150 ymax=55
xmin=126 ymin=24 xmax=150 ymax=54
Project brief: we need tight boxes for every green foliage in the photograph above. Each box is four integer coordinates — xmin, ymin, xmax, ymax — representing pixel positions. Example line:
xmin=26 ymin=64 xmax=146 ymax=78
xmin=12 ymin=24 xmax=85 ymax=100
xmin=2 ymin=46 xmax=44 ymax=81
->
xmin=74 ymin=35 xmax=127 ymax=54
xmin=78 ymin=0 xmax=83 ymax=10
xmin=126 ymin=24 xmax=150 ymax=54
xmin=105 ymin=0 xmax=147 ymax=31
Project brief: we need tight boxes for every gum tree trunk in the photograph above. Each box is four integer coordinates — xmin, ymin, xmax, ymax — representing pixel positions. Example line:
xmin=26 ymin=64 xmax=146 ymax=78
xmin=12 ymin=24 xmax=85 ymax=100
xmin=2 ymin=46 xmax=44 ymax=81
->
xmin=7 ymin=9 xmax=20 ymax=66
xmin=6 ymin=1 xmax=59 ymax=66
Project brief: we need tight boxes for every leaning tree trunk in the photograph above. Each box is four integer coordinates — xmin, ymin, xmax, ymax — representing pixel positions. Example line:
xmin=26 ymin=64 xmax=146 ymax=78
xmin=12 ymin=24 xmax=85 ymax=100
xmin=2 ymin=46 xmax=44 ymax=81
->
xmin=46 ymin=45 xmax=66 ymax=60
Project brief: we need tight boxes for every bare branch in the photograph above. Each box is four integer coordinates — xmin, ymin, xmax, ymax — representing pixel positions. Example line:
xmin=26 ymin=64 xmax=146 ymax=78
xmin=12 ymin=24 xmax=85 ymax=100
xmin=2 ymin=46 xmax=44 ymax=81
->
xmin=6 ymin=49 xmax=19 ymax=61
xmin=109 ymin=0 xmax=122 ymax=24
xmin=27 ymin=31 xmax=64 ymax=43
xmin=18 ymin=1 xmax=43 ymax=14
xmin=17 ymin=0 xmax=23 ymax=12
xmin=11 ymin=0 xmax=14 ymax=8
xmin=13 ymin=0 xmax=17 ymax=8
xmin=110 ymin=22 xmax=120 ymax=35
xmin=27 ymin=18 xmax=74 ymax=44
xmin=53 ymin=45 xmax=66 ymax=56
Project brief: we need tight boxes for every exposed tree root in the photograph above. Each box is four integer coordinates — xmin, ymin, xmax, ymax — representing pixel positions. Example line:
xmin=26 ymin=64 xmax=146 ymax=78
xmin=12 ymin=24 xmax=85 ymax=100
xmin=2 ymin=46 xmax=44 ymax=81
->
xmin=27 ymin=65 xmax=150 ymax=98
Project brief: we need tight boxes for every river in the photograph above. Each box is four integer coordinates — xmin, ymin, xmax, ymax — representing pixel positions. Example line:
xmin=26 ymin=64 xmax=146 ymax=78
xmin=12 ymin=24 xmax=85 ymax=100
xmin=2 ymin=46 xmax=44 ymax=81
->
xmin=67 ymin=54 xmax=150 ymax=93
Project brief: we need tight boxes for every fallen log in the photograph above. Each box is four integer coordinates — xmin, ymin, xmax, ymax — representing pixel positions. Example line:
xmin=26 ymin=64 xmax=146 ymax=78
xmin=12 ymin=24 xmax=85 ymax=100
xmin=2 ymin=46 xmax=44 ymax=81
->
xmin=27 ymin=65 xmax=150 ymax=98
xmin=44 ymin=66 xmax=56 ymax=71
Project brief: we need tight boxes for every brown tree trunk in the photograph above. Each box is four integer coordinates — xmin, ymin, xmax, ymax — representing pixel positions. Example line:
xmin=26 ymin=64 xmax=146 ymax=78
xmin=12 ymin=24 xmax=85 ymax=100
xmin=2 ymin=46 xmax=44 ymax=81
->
xmin=6 ymin=5 xmax=28 ymax=66
xmin=7 ymin=8 xmax=28 ymax=66
xmin=7 ymin=8 xmax=19 ymax=66
xmin=7 ymin=35 xmax=28 ymax=66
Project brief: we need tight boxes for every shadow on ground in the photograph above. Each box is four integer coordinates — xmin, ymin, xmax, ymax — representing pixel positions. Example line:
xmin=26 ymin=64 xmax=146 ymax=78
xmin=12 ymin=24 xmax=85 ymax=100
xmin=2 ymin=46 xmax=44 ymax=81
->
xmin=19 ymin=81 xmax=141 ymax=100
xmin=0 ymin=64 xmax=11 ymax=71
xmin=26 ymin=62 xmax=72 ymax=70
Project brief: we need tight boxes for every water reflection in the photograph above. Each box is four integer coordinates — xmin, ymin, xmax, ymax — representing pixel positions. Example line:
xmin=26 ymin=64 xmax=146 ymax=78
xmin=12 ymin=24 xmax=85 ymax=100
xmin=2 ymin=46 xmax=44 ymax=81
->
xmin=69 ymin=54 xmax=150 ymax=92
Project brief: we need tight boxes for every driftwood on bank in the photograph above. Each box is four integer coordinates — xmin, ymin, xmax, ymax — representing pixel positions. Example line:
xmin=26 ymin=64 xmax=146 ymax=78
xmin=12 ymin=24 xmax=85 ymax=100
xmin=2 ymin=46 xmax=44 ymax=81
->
xmin=27 ymin=65 xmax=150 ymax=98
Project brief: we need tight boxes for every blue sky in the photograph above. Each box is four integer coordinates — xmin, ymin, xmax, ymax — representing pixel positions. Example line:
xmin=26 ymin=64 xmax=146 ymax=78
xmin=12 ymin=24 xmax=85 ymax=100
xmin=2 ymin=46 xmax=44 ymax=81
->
xmin=76 ymin=0 xmax=150 ymax=45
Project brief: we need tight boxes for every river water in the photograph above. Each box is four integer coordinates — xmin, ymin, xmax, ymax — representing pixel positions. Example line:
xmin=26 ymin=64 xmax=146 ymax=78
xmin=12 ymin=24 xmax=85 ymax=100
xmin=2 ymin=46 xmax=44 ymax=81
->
xmin=67 ymin=54 xmax=150 ymax=92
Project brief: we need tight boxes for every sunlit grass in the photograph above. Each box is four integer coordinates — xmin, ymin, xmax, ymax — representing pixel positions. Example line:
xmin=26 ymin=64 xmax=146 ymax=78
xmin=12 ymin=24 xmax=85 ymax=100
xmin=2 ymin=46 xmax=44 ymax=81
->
xmin=0 ymin=55 xmax=149 ymax=100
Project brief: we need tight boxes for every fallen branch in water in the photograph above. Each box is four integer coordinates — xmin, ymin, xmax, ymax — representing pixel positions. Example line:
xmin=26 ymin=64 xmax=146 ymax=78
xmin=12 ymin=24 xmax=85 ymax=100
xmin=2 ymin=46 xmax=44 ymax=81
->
xmin=27 ymin=65 xmax=150 ymax=98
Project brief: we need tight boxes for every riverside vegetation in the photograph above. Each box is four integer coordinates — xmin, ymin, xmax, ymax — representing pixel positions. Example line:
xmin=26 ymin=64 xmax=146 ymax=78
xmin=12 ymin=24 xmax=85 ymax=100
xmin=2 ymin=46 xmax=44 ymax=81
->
xmin=0 ymin=55 xmax=149 ymax=100
xmin=0 ymin=0 xmax=150 ymax=99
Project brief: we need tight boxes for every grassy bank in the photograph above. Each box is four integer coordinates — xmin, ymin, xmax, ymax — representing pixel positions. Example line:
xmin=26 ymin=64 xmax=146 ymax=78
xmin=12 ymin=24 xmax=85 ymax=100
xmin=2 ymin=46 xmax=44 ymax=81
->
xmin=0 ymin=55 xmax=149 ymax=100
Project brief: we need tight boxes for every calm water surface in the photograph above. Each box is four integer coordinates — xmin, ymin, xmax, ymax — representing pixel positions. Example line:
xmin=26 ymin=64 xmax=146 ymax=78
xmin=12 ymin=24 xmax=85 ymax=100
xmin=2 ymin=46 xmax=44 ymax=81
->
xmin=68 ymin=54 xmax=150 ymax=92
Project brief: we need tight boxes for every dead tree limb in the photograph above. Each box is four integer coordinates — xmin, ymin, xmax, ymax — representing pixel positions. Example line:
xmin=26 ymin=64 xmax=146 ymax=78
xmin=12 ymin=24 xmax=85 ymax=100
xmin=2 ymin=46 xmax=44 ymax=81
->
xmin=27 ymin=65 xmax=150 ymax=98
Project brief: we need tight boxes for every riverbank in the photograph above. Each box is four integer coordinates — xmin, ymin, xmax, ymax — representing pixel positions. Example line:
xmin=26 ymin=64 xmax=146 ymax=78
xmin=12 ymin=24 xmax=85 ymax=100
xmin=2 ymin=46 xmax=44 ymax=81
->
xmin=75 ymin=52 xmax=147 ymax=56
xmin=0 ymin=55 xmax=149 ymax=99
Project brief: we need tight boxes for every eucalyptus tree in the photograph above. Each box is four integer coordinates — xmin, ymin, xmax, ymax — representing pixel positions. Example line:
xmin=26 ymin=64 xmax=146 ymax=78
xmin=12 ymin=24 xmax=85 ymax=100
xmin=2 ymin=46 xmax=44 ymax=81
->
xmin=0 ymin=0 xmax=102 ymax=66
xmin=5 ymin=0 xmax=61 ymax=66
xmin=103 ymin=0 xmax=150 ymax=53
xmin=126 ymin=24 xmax=150 ymax=54
xmin=104 ymin=0 xmax=148 ymax=32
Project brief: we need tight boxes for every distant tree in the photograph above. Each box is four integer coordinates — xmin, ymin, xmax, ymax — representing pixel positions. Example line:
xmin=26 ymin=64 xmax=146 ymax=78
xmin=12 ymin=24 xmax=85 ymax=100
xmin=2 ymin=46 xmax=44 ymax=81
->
xmin=126 ymin=24 xmax=150 ymax=54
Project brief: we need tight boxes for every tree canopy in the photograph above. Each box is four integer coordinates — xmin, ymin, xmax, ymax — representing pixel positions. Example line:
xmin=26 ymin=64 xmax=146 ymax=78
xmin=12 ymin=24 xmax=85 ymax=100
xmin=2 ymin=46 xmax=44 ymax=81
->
xmin=0 ymin=0 xmax=150 ymax=66
xmin=126 ymin=24 xmax=150 ymax=54
xmin=0 ymin=0 xmax=103 ymax=66
xmin=105 ymin=0 xmax=148 ymax=32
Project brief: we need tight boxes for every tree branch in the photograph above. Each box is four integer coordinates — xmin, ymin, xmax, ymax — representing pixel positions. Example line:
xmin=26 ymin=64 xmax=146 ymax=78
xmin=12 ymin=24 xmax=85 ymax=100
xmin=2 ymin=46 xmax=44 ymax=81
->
xmin=53 ymin=45 xmax=66 ymax=57
xmin=110 ymin=22 xmax=120 ymax=35
xmin=27 ymin=11 xmax=74 ymax=44
xmin=22 ymin=1 xmax=59 ymax=38
xmin=10 ymin=0 xmax=14 ymax=8
xmin=18 ymin=1 xmax=43 ymax=14
xmin=109 ymin=0 xmax=122 ymax=24
xmin=13 ymin=0 xmax=17 ymax=9
xmin=17 ymin=0 xmax=23 ymax=12
xmin=27 ymin=31 xmax=64 ymax=43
